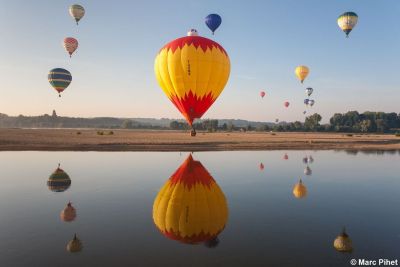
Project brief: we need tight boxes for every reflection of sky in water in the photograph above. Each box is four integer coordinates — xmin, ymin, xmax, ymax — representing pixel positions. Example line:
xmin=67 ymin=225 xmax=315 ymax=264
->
xmin=0 ymin=151 xmax=399 ymax=267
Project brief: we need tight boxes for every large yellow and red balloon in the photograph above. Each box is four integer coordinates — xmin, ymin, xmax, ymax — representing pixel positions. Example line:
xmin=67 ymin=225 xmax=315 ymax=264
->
xmin=154 ymin=32 xmax=230 ymax=128
xmin=153 ymin=155 xmax=228 ymax=244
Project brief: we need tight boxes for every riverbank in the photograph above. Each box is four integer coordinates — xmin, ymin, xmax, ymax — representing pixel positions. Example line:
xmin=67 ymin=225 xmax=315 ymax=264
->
xmin=1 ymin=128 xmax=399 ymax=151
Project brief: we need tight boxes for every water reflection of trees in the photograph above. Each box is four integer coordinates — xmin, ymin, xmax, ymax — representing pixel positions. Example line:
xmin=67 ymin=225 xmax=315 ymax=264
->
xmin=344 ymin=149 xmax=400 ymax=155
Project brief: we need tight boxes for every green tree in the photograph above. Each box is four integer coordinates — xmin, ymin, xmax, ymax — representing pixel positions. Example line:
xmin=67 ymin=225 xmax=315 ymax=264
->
xmin=305 ymin=113 xmax=322 ymax=131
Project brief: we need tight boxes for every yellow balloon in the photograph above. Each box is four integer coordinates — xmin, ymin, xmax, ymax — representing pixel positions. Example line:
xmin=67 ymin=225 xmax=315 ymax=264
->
xmin=154 ymin=33 xmax=230 ymax=127
xmin=153 ymin=155 xmax=228 ymax=244
xmin=333 ymin=228 xmax=353 ymax=252
xmin=293 ymin=179 xmax=307 ymax=199
xmin=295 ymin=65 xmax=309 ymax=84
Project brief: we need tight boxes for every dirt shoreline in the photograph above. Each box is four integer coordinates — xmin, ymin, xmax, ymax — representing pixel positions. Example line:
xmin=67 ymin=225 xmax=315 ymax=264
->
xmin=0 ymin=128 xmax=399 ymax=151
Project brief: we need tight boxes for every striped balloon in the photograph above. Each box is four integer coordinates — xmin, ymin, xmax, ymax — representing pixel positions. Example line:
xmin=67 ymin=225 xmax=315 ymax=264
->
xmin=69 ymin=4 xmax=85 ymax=25
xmin=48 ymin=68 xmax=72 ymax=97
xmin=338 ymin=12 xmax=358 ymax=37
xmin=63 ymin=37 xmax=78 ymax=57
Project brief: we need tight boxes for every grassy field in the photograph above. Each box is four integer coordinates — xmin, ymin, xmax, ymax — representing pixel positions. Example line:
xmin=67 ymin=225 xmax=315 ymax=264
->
xmin=0 ymin=128 xmax=399 ymax=151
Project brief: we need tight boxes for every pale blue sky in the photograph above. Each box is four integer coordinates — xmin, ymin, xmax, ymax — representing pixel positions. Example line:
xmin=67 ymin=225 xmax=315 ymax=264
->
xmin=0 ymin=0 xmax=399 ymax=122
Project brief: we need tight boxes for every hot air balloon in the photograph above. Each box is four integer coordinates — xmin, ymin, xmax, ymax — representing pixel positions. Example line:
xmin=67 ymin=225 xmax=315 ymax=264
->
xmin=275 ymin=119 xmax=279 ymax=123
xmin=205 ymin=14 xmax=222 ymax=35
xmin=305 ymin=87 xmax=313 ymax=97
xmin=69 ymin=4 xmax=85 ymax=25
xmin=47 ymin=164 xmax=71 ymax=192
xmin=303 ymin=111 xmax=307 ymax=115
xmin=309 ymin=99 xmax=315 ymax=107
xmin=260 ymin=91 xmax=266 ymax=98
xmin=334 ymin=228 xmax=353 ymax=252
xmin=67 ymin=234 xmax=83 ymax=253
xmin=304 ymin=166 xmax=312 ymax=175
xmin=307 ymin=156 xmax=314 ymax=164
xmin=48 ymin=68 xmax=72 ymax=97
xmin=284 ymin=101 xmax=290 ymax=108
xmin=60 ymin=202 xmax=77 ymax=222
xmin=63 ymin=37 xmax=78 ymax=57
xmin=259 ymin=163 xmax=264 ymax=170
xmin=153 ymin=155 xmax=228 ymax=245
xmin=304 ymin=99 xmax=310 ymax=106
xmin=338 ymin=12 xmax=358 ymax=38
xmin=293 ymin=179 xmax=307 ymax=199
xmin=154 ymin=31 xmax=230 ymax=136
xmin=295 ymin=65 xmax=309 ymax=83
xmin=283 ymin=154 xmax=289 ymax=160
xmin=187 ymin=29 xmax=198 ymax=36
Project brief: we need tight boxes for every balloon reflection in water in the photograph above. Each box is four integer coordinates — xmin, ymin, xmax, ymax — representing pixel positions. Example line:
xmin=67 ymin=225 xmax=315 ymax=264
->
xmin=60 ymin=202 xmax=77 ymax=222
xmin=153 ymin=154 xmax=228 ymax=245
xmin=333 ymin=228 xmax=353 ymax=252
xmin=283 ymin=154 xmax=289 ymax=160
xmin=293 ymin=179 xmax=307 ymax=199
xmin=67 ymin=234 xmax=83 ymax=253
xmin=259 ymin=163 xmax=265 ymax=171
xmin=47 ymin=164 xmax=71 ymax=192
xmin=304 ymin=166 xmax=312 ymax=176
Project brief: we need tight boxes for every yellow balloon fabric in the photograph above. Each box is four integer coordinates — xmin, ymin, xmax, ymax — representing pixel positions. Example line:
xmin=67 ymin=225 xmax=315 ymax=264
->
xmin=293 ymin=179 xmax=307 ymax=199
xmin=295 ymin=65 xmax=309 ymax=83
xmin=154 ymin=36 xmax=230 ymax=126
xmin=153 ymin=155 xmax=228 ymax=244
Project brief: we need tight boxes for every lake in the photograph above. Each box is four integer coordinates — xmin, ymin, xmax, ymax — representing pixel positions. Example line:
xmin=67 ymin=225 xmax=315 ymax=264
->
xmin=0 ymin=151 xmax=399 ymax=267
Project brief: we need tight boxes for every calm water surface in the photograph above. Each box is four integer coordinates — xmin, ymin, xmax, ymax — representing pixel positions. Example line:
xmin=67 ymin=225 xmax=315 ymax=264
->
xmin=0 ymin=151 xmax=399 ymax=267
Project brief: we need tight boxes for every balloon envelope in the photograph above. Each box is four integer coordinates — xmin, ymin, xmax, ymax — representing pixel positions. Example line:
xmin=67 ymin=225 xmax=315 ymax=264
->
xmin=63 ymin=37 xmax=78 ymax=57
xmin=293 ymin=179 xmax=307 ymax=199
xmin=338 ymin=12 xmax=358 ymax=37
xmin=47 ymin=164 xmax=71 ymax=192
xmin=69 ymin=4 xmax=85 ymax=25
xmin=48 ymin=68 xmax=72 ymax=96
xmin=153 ymin=155 xmax=228 ymax=244
xmin=260 ymin=91 xmax=266 ymax=98
xmin=295 ymin=66 xmax=309 ymax=83
xmin=205 ymin=14 xmax=222 ymax=34
xmin=284 ymin=101 xmax=290 ymax=107
xmin=305 ymin=87 xmax=313 ymax=97
xmin=154 ymin=35 xmax=230 ymax=126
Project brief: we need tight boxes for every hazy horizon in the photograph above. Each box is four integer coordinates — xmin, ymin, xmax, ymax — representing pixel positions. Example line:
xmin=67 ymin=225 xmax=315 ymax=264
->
xmin=1 ymin=0 xmax=399 ymax=124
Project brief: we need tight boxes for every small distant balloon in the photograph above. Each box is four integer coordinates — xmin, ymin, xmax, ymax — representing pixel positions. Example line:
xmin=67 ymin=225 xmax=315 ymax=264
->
xmin=205 ymin=14 xmax=222 ymax=35
xmin=303 ymin=111 xmax=307 ymax=115
xmin=69 ymin=4 xmax=85 ymax=25
xmin=260 ymin=91 xmax=266 ymax=98
xmin=334 ymin=228 xmax=353 ymax=252
xmin=293 ymin=179 xmax=307 ymax=199
xmin=304 ymin=166 xmax=312 ymax=175
xmin=295 ymin=65 xmax=309 ymax=83
xmin=63 ymin=37 xmax=78 ymax=57
xmin=309 ymin=99 xmax=315 ymax=107
xmin=275 ymin=119 xmax=279 ymax=123
xmin=338 ymin=12 xmax=358 ymax=38
xmin=305 ymin=87 xmax=313 ymax=97
xmin=304 ymin=99 xmax=310 ymax=106
xmin=187 ymin=29 xmax=199 ymax=36
xmin=284 ymin=101 xmax=290 ymax=108
xmin=283 ymin=154 xmax=289 ymax=160
xmin=259 ymin=163 xmax=264 ymax=171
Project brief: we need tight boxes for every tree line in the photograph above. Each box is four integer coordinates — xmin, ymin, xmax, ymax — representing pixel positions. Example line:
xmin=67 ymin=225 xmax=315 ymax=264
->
xmin=1 ymin=111 xmax=399 ymax=133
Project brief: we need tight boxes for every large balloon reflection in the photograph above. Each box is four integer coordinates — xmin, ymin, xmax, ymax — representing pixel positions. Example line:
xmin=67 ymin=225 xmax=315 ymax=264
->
xmin=153 ymin=155 xmax=228 ymax=245
xmin=334 ymin=227 xmax=353 ymax=252
xmin=47 ymin=164 xmax=71 ymax=192
xmin=67 ymin=234 xmax=83 ymax=253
